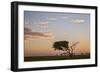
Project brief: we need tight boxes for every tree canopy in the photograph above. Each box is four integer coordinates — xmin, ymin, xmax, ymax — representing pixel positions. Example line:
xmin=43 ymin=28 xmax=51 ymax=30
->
xmin=53 ymin=41 xmax=69 ymax=51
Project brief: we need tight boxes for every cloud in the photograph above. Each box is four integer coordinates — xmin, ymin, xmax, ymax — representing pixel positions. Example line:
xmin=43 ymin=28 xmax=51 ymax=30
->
xmin=25 ymin=32 xmax=53 ymax=37
xmin=38 ymin=21 xmax=50 ymax=25
xmin=25 ymin=32 xmax=55 ymax=40
xmin=71 ymin=19 xmax=85 ymax=24
xmin=35 ymin=21 xmax=50 ymax=28
xmin=47 ymin=17 xmax=57 ymax=21
xmin=24 ymin=27 xmax=54 ymax=40
xmin=47 ymin=16 xmax=68 ymax=20
xmin=61 ymin=16 xmax=68 ymax=19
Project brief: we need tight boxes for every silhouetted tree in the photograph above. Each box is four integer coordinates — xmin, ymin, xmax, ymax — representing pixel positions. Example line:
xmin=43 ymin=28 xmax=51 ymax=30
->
xmin=53 ymin=41 xmax=79 ymax=57
xmin=53 ymin=41 xmax=69 ymax=51
xmin=53 ymin=41 xmax=71 ymax=56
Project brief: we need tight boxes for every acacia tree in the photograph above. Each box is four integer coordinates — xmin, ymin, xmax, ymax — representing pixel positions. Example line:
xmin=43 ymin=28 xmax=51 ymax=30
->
xmin=53 ymin=41 xmax=79 ymax=57
xmin=53 ymin=41 xmax=71 ymax=56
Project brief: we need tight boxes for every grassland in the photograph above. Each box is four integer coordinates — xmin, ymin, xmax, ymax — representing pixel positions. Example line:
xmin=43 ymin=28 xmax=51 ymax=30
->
xmin=24 ymin=54 xmax=90 ymax=62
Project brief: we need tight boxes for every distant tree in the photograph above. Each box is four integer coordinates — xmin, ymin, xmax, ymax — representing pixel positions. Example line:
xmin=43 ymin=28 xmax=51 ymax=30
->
xmin=53 ymin=41 xmax=79 ymax=57
xmin=53 ymin=41 xmax=70 ymax=56
xmin=53 ymin=41 xmax=69 ymax=50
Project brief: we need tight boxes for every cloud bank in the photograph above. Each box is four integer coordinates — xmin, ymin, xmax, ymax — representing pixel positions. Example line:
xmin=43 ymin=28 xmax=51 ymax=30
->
xmin=24 ymin=27 xmax=54 ymax=40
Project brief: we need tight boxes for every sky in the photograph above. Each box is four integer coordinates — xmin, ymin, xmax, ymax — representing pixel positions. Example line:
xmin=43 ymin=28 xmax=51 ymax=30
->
xmin=24 ymin=11 xmax=90 ymax=57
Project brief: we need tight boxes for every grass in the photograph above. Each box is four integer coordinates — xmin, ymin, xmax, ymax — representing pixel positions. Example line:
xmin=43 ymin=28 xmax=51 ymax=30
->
xmin=24 ymin=54 xmax=90 ymax=62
